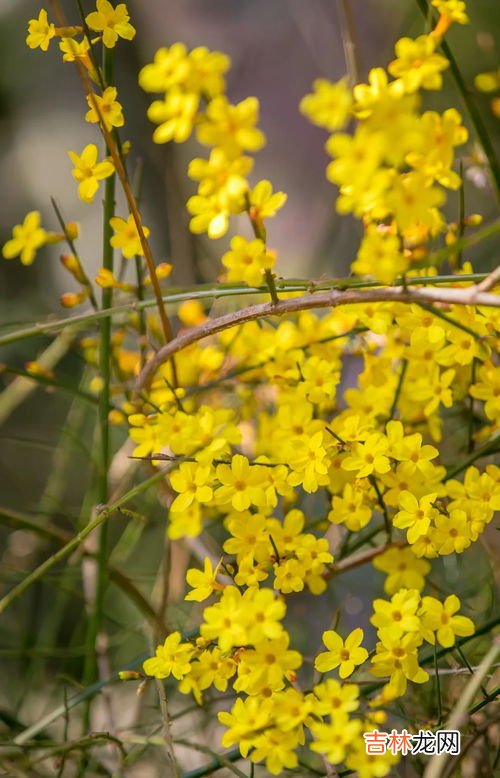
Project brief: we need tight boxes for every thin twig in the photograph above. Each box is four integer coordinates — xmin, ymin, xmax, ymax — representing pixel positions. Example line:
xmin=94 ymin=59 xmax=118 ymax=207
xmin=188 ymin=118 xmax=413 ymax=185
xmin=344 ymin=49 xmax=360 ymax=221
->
xmin=424 ymin=637 xmax=500 ymax=778
xmin=134 ymin=283 xmax=500 ymax=393
xmin=324 ymin=541 xmax=405 ymax=580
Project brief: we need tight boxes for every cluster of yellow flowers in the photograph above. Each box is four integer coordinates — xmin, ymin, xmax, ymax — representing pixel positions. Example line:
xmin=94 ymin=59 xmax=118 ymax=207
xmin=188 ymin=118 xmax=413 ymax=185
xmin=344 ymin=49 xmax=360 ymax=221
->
xmin=139 ymin=33 xmax=287 ymax=303
xmin=300 ymin=0 xmax=475 ymax=284
xmin=3 ymin=1 xmax=499 ymax=775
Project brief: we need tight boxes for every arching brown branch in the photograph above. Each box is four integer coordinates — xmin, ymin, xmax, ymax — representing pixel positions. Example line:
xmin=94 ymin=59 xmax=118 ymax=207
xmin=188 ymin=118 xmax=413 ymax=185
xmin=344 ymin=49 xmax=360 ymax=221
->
xmin=135 ymin=280 xmax=500 ymax=393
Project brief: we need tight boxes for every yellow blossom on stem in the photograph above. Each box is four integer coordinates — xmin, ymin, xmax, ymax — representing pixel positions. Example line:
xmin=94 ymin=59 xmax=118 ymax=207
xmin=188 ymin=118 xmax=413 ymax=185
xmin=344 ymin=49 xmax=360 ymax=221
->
xmin=143 ymin=631 xmax=194 ymax=680
xmin=169 ymin=462 xmax=214 ymax=512
xmin=222 ymin=236 xmax=275 ymax=288
xmin=188 ymin=148 xmax=253 ymax=198
xmin=110 ymin=214 xmax=150 ymax=259
xmin=342 ymin=433 xmax=391 ymax=478
xmin=215 ymin=454 xmax=266 ymax=511
xmin=2 ymin=211 xmax=49 ymax=266
xmin=352 ymin=225 xmax=409 ymax=284
xmin=299 ymin=77 xmax=353 ymax=131
xmin=310 ymin=716 xmax=362 ymax=765
xmin=432 ymin=509 xmax=473 ymax=554
xmin=419 ymin=594 xmax=474 ymax=647
xmin=373 ymin=547 xmax=431 ymax=595
xmin=393 ymin=491 xmax=438 ymax=544
xmin=311 ymin=678 xmax=360 ymax=717
xmin=370 ymin=588 xmax=421 ymax=642
xmin=247 ymin=179 xmax=287 ymax=221
xmin=185 ymin=557 xmax=223 ymax=602
xmin=85 ymin=86 xmax=125 ymax=130
xmin=218 ymin=696 xmax=274 ymax=757
xmin=85 ymin=0 xmax=136 ymax=48
xmin=432 ymin=0 xmax=469 ymax=26
xmin=315 ymin=628 xmax=369 ymax=678
xmin=371 ymin=632 xmax=428 ymax=696
xmin=147 ymin=89 xmax=199 ymax=144
xmin=197 ymin=96 xmax=266 ymax=155
xmin=26 ymin=10 xmax=55 ymax=51
xmin=388 ymin=35 xmax=449 ymax=94
xmin=68 ymin=144 xmax=114 ymax=203
xmin=234 ymin=634 xmax=302 ymax=694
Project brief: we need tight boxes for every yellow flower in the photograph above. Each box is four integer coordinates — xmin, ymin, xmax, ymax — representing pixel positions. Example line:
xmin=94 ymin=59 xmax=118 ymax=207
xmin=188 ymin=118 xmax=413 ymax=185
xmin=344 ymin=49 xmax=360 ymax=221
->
xmin=247 ymin=180 xmax=287 ymax=220
xmin=329 ymin=482 xmax=372 ymax=532
xmin=393 ymin=491 xmax=438 ymax=544
xmin=432 ymin=509 xmax=472 ymax=554
xmin=186 ymin=192 xmax=234 ymax=239
xmin=407 ymin=109 xmax=468 ymax=187
xmin=110 ymin=214 xmax=150 ymax=258
xmin=2 ymin=211 xmax=48 ymax=266
xmin=187 ymin=46 xmax=230 ymax=98
xmin=59 ymin=36 xmax=99 ymax=82
xmin=419 ymin=594 xmax=474 ymax=647
xmin=300 ymin=77 xmax=352 ymax=131
xmin=373 ymin=547 xmax=431 ymax=595
xmin=86 ymin=0 xmax=136 ymax=48
xmin=432 ymin=0 xmax=469 ymax=25
xmin=371 ymin=632 xmax=428 ymax=696
xmin=26 ymin=10 xmax=55 ymax=51
xmin=143 ymin=631 xmax=194 ymax=680
xmin=352 ymin=225 xmax=409 ymax=284
xmin=140 ymin=43 xmax=191 ymax=92
xmin=223 ymin=511 xmax=270 ymax=562
xmin=147 ymin=89 xmax=199 ymax=144
xmin=274 ymin=558 xmax=306 ymax=594
xmin=287 ymin=429 xmax=330 ymax=493
xmin=215 ymin=454 xmax=266 ymax=511
xmin=315 ymin=628 xmax=369 ymax=678
xmin=188 ymin=148 xmax=253 ymax=198
xmin=85 ymin=86 xmax=125 ymax=130
xmin=59 ymin=36 xmax=90 ymax=62
xmin=370 ymin=588 xmax=421 ymax=642
xmin=342 ymin=433 xmax=391 ymax=478
xmin=310 ymin=716 xmax=362 ymax=765
xmin=311 ymin=678 xmax=360 ymax=717
xmin=412 ymin=367 xmax=455 ymax=416
xmin=222 ymin=236 xmax=275 ymax=288
xmin=388 ymin=35 xmax=449 ymax=93
xmin=197 ymin=96 xmax=266 ymax=155
xmin=68 ymin=143 xmax=114 ymax=203
xmin=169 ymin=462 xmax=214 ymax=512
xmin=234 ymin=634 xmax=302 ymax=694
xmin=218 ymin=696 xmax=274 ymax=757
xmin=185 ymin=557 xmax=223 ymax=602
xmin=387 ymin=171 xmax=446 ymax=236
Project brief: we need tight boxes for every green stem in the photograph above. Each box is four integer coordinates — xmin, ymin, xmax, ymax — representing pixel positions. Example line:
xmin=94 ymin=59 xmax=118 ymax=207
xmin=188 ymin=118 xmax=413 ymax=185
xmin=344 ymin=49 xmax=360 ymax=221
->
xmin=264 ymin=269 xmax=279 ymax=305
xmin=0 ymin=267 xmax=497 ymax=349
xmin=455 ymin=643 xmax=489 ymax=697
xmin=388 ymin=359 xmax=408 ymax=420
xmin=445 ymin=434 xmax=500 ymax=480
xmin=369 ymin=476 xmax=392 ymax=541
xmin=467 ymin=357 xmax=477 ymax=453
xmin=0 ymin=467 xmax=172 ymax=617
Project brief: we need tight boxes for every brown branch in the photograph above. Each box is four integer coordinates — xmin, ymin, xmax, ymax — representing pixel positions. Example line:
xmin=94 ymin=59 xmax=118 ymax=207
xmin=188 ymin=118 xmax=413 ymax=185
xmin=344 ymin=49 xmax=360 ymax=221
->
xmin=49 ymin=0 xmax=177 ymax=380
xmin=134 ymin=283 xmax=500 ymax=393
xmin=476 ymin=264 xmax=500 ymax=293
xmin=324 ymin=541 xmax=405 ymax=581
